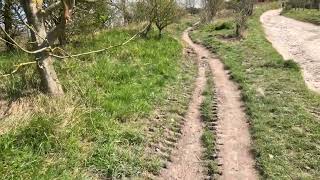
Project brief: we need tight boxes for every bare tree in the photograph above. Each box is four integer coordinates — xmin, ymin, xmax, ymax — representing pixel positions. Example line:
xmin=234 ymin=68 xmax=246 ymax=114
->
xmin=133 ymin=0 xmax=155 ymax=38
xmin=201 ymin=0 xmax=224 ymax=23
xmin=226 ymin=0 xmax=254 ymax=37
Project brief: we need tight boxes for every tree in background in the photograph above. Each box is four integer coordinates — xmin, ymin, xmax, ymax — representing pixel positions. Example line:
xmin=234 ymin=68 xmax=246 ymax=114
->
xmin=68 ymin=0 xmax=112 ymax=36
xmin=154 ymin=0 xmax=183 ymax=38
xmin=133 ymin=0 xmax=154 ymax=38
xmin=3 ymin=0 xmax=14 ymax=50
xmin=0 ymin=0 xmax=25 ymax=51
xmin=135 ymin=0 xmax=183 ymax=38
xmin=226 ymin=0 xmax=254 ymax=37
xmin=201 ymin=0 xmax=224 ymax=23
xmin=284 ymin=0 xmax=320 ymax=10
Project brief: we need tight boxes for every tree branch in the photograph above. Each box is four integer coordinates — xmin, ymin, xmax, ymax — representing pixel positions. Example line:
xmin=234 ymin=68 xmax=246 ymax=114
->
xmin=0 ymin=62 xmax=36 ymax=77
xmin=43 ymin=1 xmax=62 ymax=17
xmin=50 ymin=24 xmax=149 ymax=59
xmin=1 ymin=24 xmax=149 ymax=77
xmin=0 ymin=26 xmax=49 ymax=54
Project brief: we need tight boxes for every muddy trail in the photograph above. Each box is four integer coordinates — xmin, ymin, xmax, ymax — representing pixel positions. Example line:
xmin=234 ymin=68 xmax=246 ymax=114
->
xmin=157 ymin=29 xmax=258 ymax=179
xmin=261 ymin=9 xmax=320 ymax=93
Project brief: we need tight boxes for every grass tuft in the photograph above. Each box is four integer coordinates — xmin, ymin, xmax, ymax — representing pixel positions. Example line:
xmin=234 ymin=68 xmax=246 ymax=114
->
xmin=201 ymin=72 xmax=218 ymax=176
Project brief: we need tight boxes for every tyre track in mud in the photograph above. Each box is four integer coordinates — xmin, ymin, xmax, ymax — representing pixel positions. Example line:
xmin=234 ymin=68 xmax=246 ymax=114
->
xmin=156 ymin=28 xmax=258 ymax=180
xmin=157 ymin=28 xmax=207 ymax=180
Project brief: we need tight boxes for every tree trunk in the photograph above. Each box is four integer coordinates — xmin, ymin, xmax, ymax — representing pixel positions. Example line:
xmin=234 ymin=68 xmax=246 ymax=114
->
xmin=120 ymin=0 xmax=131 ymax=25
xmin=37 ymin=53 xmax=64 ymax=95
xmin=141 ymin=22 xmax=152 ymax=38
xmin=235 ymin=23 xmax=241 ymax=37
xmin=52 ymin=15 xmax=68 ymax=46
xmin=58 ymin=31 xmax=67 ymax=46
xmin=3 ymin=0 xmax=14 ymax=51
xmin=21 ymin=0 xmax=64 ymax=96
xmin=158 ymin=29 xmax=162 ymax=39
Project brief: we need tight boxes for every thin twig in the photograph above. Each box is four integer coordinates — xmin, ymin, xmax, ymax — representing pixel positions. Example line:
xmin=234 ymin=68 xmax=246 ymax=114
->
xmin=0 ymin=36 xmax=17 ymax=47
xmin=50 ymin=24 xmax=148 ymax=59
xmin=13 ymin=6 xmax=50 ymax=45
xmin=0 ymin=24 xmax=149 ymax=77
xmin=0 ymin=26 xmax=49 ymax=54
xmin=0 ymin=62 xmax=36 ymax=77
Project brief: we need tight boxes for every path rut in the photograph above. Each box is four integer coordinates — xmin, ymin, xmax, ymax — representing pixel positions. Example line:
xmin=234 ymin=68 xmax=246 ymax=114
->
xmin=261 ymin=9 xmax=320 ymax=93
xmin=158 ymin=28 xmax=258 ymax=179
xmin=158 ymin=28 xmax=206 ymax=180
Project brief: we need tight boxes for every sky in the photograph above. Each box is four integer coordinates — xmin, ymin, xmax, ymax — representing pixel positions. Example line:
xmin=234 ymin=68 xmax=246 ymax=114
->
xmin=178 ymin=0 xmax=202 ymax=8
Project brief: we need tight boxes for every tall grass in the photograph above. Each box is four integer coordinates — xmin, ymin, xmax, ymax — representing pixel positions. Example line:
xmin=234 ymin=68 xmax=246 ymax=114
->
xmin=0 ymin=27 xmax=196 ymax=179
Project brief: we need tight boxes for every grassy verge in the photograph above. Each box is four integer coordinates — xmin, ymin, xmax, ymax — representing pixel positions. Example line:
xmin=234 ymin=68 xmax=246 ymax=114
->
xmin=282 ymin=9 xmax=320 ymax=25
xmin=201 ymin=71 xmax=218 ymax=177
xmin=0 ymin=26 xmax=196 ymax=179
xmin=191 ymin=3 xmax=320 ymax=179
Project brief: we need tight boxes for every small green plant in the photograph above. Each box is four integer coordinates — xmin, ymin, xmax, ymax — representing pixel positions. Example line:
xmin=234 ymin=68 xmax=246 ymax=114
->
xmin=283 ymin=60 xmax=300 ymax=70
xmin=200 ymin=74 xmax=218 ymax=176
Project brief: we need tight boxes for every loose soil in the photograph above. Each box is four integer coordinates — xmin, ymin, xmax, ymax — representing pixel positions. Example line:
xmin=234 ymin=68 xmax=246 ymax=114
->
xmin=261 ymin=9 xmax=320 ymax=93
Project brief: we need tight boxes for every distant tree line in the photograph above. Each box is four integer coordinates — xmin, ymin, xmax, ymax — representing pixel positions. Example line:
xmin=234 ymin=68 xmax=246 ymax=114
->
xmin=283 ymin=0 xmax=320 ymax=10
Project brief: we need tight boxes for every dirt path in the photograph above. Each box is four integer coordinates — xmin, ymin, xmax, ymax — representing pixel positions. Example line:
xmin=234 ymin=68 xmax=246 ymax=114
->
xmin=159 ymin=29 xmax=258 ymax=179
xmin=158 ymin=29 xmax=206 ymax=180
xmin=188 ymin=32 xmax=258 ymax=180
xmin=261 ymin=9 xmax=320 ymax=93
xmin=207 ymin=56 xmax=258 ymax=180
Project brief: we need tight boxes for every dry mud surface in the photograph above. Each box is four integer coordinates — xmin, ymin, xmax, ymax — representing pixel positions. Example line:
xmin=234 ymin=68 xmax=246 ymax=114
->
xmin=158 ymin=29 xmax=258 ymax=180
xmin=158 ymin=29 xmax=206 ymax=180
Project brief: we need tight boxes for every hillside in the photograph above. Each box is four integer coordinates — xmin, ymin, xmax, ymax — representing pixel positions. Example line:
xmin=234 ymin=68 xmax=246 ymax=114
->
xmin=0 ymin=27 xmax=197 ymax=178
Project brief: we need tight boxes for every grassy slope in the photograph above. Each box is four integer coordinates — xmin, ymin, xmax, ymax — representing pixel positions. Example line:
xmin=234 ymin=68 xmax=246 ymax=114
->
xmin=282 ymin=9 xmax=320 ymax=25
xmin=0 ymin=25 xmax=197 ymax=179
xmin=191 ymin=3 xmax=320 ymax=179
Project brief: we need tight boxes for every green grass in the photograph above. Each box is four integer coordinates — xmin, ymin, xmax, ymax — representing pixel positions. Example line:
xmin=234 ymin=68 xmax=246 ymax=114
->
xmin=191 ymin=3 xmax=320 ymax=179
xmin=282 ymin=8 xmax=320 ymax=25
xmin=0 ymin=26 xmax=196 ymax=179
xmin=201 ymin=73 xmax=218 ymax=176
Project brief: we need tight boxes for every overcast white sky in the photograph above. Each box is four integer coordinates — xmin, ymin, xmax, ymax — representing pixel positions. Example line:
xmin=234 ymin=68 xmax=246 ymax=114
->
xmin=178 ymin=0 xmax=202 ymax=8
